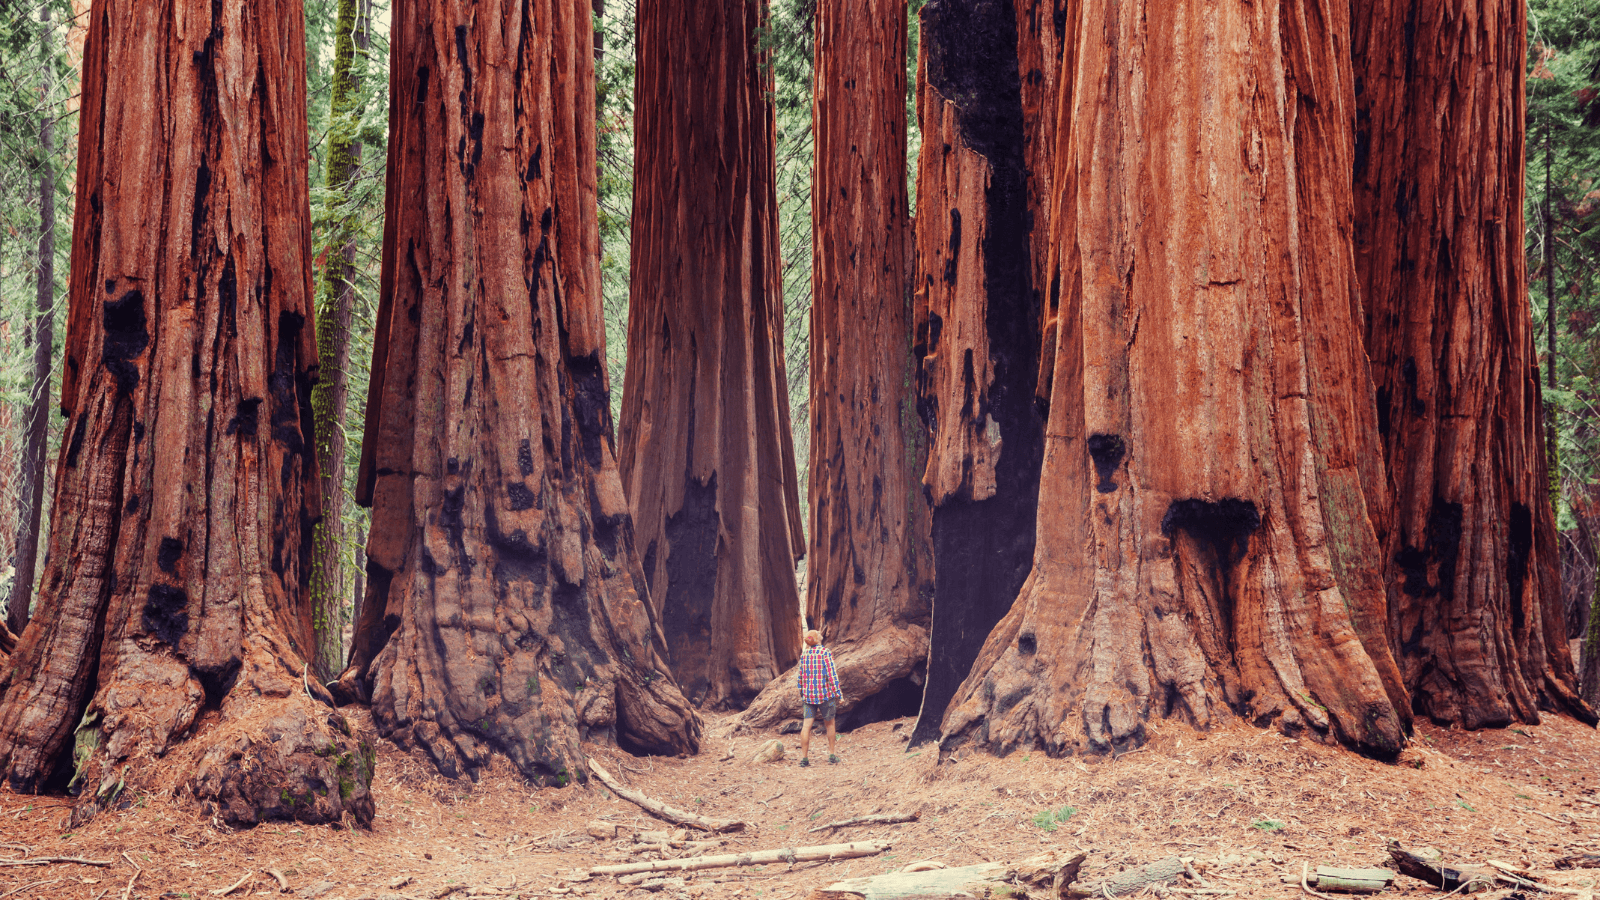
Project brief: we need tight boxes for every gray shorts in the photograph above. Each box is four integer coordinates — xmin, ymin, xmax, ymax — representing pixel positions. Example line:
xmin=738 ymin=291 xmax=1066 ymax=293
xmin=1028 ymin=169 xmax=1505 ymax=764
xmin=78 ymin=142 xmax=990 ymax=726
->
xmin=802 ymin=697 xmax=838 ymax=722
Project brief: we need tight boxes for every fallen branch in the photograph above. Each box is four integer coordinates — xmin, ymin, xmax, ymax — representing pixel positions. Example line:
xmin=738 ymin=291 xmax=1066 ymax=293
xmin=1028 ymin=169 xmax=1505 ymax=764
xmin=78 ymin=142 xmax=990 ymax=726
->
xmin=588 ymin=841 xmax=890 ymax=877
xmin=1387 ymin=841 xmax=1491 ymax=894
xmin=210 ymin=872 xmax=252 ymax=897
xmin=0 ymin=855 xmax=114 ymax=867
xmin=1486 ymin=861 xmax=1591 ymax=896
xmin=808 ymin=812 xmax=920 ymax=834
xmin=268 ymin=868 xmax=290 ymax=892
xmin=1 ymin=879 xmax=62 ymax=899
xmin=1554 ymin=854 xmax=1600 ymax=870
xmin=587 ymin=759 xmax=745 ymax=834
xmin=118 ymin=853 xmax=141 ymax=900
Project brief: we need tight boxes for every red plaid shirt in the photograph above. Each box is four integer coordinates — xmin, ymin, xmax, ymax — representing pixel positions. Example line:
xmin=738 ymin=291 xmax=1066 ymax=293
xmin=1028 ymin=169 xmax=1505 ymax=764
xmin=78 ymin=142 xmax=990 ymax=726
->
xmin=797 ymin=645 xmax=841 ymax=705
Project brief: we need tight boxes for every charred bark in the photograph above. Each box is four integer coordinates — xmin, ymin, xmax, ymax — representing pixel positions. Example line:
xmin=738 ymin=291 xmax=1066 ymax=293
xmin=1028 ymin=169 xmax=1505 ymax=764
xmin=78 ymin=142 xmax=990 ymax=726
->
xmin=0 ymin=0 xmax=374 ymax=827
xmin=1352 ymin=0 xmax=1596 ymax=727
xmin=907 ymin=0 xmax=1044 ymax=746
xmin=739 ymin=0 xmax=931 ymax=732
xmin=618 ymin=0 xmax=807 ymax=710
xmin=942 ymin=0 xmax=1411 ymax=757
xmin=345 ymin=0 xmax=701 ymax=784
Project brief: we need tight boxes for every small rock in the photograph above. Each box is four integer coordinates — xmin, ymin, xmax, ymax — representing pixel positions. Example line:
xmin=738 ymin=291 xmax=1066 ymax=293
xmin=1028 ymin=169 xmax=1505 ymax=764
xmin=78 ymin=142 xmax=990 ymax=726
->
xmin=751 ymin=739 xmax=786 ymax=763
xmin=587 ymin=820 xmax=620 ymax=839
xmin=778 ymin=721 xmax=802 ymax=735
xmin=301 ymin=881 xmax=339 ymax=899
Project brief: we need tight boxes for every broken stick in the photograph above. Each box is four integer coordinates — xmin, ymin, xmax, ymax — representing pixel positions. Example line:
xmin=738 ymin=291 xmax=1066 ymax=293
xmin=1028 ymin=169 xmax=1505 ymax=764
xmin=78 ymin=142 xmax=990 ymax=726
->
xmin=587 ymin=840 xmax=890 ymax=877
xmin=0 ymin=856 xmax=114 ymax=867
xmin=588 ymin=759 xmax=746 ymax=833
xmin=807 ymin=812 xmax=920 ymax=834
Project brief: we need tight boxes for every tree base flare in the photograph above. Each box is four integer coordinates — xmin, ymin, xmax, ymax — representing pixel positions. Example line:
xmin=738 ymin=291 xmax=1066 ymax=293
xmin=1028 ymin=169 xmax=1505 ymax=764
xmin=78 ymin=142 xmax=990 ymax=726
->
xmin=65 ymin=638 xmax=375 ymax=829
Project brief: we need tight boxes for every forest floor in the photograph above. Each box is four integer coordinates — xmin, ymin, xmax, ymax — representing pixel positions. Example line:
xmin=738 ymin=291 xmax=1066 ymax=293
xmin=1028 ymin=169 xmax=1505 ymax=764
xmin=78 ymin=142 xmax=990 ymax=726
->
xmin=2 ymin=708 xmax=1598 ymax=900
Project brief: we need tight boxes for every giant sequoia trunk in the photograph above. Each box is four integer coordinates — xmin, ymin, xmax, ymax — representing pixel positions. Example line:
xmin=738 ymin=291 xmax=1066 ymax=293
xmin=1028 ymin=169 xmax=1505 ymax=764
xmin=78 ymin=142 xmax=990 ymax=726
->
xmin=740 ymin=0 xmax=931 ymax=731
xmin=1352 ymin=0 xmax=1596 ymax=728
xmin=907 ymin=0 xmax=1045 ymax=746
xmin=942 ymin=0 xmax=1412 ymax=757
xmin=344 ymin=0 xmax=700 ymax=784
xmin=618 ymin=0 xmax=806 ymax=710
xmin=1014 ymin=0 xmax=1068 ymax=402
xmin=0 ymin=0 xmax=374 ymax=826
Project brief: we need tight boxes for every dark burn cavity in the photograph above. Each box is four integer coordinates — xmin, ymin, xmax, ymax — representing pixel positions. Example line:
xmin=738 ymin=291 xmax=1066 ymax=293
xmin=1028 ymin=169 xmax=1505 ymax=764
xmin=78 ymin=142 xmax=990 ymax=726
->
xmin=157 ymin=537 xmax=184 ymax=574
xmin=1161 ymin=498 xmax=1261 ymax=565
xmin=143 ymin=584 xmax=190 ymax=646
xmin=1086 ymin=433 xmax=1126 ymax=493
xmin=102 ymin=290 xmax=150 ymax=395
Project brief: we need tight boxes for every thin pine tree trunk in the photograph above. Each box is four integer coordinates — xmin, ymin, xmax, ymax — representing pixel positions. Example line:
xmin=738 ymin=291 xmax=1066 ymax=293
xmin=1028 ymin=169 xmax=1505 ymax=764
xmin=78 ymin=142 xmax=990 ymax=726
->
xmin=7 ymin=3 xmax=58 ymax=637
xmin=308 ymin=0 xmax=370 ymax=682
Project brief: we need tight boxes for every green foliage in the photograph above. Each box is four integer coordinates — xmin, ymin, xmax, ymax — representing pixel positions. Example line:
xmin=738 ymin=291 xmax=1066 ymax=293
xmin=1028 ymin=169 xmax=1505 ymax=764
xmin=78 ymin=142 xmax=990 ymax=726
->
xmin=1030 ymin=805 xmax=1077 ymax=831
xmin=1251 ymin=819 xmax=1287 ymax=831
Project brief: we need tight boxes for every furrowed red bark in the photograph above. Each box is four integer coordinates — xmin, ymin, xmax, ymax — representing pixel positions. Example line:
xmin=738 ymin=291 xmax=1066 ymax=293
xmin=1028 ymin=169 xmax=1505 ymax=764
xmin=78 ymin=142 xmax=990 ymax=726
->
xmin=907 ymin=0 xmax=1045 ymax=746
xmin=1015 ymin=0 xmax=1069 ymax=402
xmin=942 ymin=0 xmax=1410 ymax=757
xmin=740 ymin=0 xmax=932 ymax=731
xmin=345 ymin=0 xmax=701 ymax=784
xmin=1352 ymin=0 xmax=1595 ymax=728
xmin=0 ymin=0 xmax=374 ymax=826
xmin=619 ymin=0 xmax=807 ymax=710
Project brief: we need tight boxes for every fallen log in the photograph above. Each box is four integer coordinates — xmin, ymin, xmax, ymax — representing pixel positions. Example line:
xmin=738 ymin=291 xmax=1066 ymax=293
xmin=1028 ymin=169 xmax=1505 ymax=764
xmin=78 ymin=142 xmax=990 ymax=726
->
xmin=810 ymin=852 xmax=1085 ymax=900
xmin=587 ymin=759 xmax=746 ymax=834
xmin=1554 ymin=853 xmax=1600 ymax=870
xmin=1308 ymin=867 xmax=1393 ymax=894
xmin=1385 ymin=841 xmax=1491 ymax=894
xmin=808 ymin=812 xmax=920 ymax=834
xmin=589 ymin=841 xmax=890 ymax=878
xmin=1071 ymin=856 xmax=1185 ymax=898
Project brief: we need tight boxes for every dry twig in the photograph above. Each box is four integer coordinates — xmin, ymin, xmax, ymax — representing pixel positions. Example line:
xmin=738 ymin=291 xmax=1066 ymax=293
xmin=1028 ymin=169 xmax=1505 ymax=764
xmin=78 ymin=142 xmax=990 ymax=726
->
xmin=0 ymin=855 xmax=113 ymax=867
xmin=588 ymin=759 xmax=745 ymax=833
xmin=807 ymin=811 xmax=920 ymax=834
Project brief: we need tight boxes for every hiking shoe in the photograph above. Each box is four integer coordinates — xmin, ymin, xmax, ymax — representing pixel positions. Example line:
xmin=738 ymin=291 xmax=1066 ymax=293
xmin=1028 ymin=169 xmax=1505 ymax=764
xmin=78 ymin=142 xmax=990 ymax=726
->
xmin=799 ymin=757 xmax=810 ymax=767
xmin=828 ymin=753 xmax=841 ymax=765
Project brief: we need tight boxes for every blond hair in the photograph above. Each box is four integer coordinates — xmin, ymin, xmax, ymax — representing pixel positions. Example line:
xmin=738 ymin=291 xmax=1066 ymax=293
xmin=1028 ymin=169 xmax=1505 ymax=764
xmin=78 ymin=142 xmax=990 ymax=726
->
xmin=804 ymin=629 xmax=822 ymax=647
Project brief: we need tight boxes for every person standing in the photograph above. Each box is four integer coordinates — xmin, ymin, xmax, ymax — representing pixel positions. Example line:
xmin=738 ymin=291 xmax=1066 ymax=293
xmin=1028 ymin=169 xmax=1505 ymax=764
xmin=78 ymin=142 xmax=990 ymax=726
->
xmin=797 ymin=629 xmax=843 ymax=766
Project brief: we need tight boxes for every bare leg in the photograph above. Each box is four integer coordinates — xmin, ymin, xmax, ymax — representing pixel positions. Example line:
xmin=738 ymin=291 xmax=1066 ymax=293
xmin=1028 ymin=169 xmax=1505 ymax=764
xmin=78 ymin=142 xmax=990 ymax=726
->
xmin=826 ymin=718 xmax=837 ymax=756
xmin=801 ymin=716 xmax=815 ymax=761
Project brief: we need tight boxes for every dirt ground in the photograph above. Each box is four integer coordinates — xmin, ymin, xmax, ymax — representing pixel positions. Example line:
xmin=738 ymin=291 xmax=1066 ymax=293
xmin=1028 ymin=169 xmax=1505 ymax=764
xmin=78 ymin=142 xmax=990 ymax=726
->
xmin=2 ymin=708 xmax=1598 ymax=900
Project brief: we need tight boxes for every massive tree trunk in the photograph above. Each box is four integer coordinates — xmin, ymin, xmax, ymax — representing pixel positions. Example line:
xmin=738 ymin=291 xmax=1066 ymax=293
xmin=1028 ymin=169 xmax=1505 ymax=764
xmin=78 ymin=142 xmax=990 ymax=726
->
xmin=1352 ymin=0 xmax=1596 ymax=727
xmin=618 ymin=0 xmax=807 ymax=710
xmin=941 ymin=0 xmax=1412 ymax=757
xmin=906 ymin=0 xmax=1045 ymax=746
xmin=1014 ymin=0 xmax=1067 ymax=402
xmin=740 ymin=0 xmax=931 ymax=731
xmin=343 ymin=0 xmax=701 ymax=784
xmin=308 ymin=0 xmax=371 ymax=683
xmin=6 ymin=2 xmax=59 ymax=637
xmin=0 ymin=0 xmax=374 ymax=827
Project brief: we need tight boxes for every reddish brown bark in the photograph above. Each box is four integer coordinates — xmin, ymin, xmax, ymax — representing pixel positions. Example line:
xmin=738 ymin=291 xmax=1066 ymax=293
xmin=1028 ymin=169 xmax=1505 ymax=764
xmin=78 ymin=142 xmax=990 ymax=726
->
xmin=618 ymin=0 xmax=806 ymax=710
xmin=906 ymin=0 xmax=1045 ymax=746
xmin=942 ymin=0 xmax=1410 ymax=757
xmin=344 ymin=0 xmax=700 ymax=784
xmin=1353 ymin=0 xmax=1596 ymax=728
xmin=740 ymin=0 xmax=931 ymax=730
xmin=1014 ymin=0 xmax=1068 ymax=401
xmin=0 ymin=0 xmax=373 ymax=826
